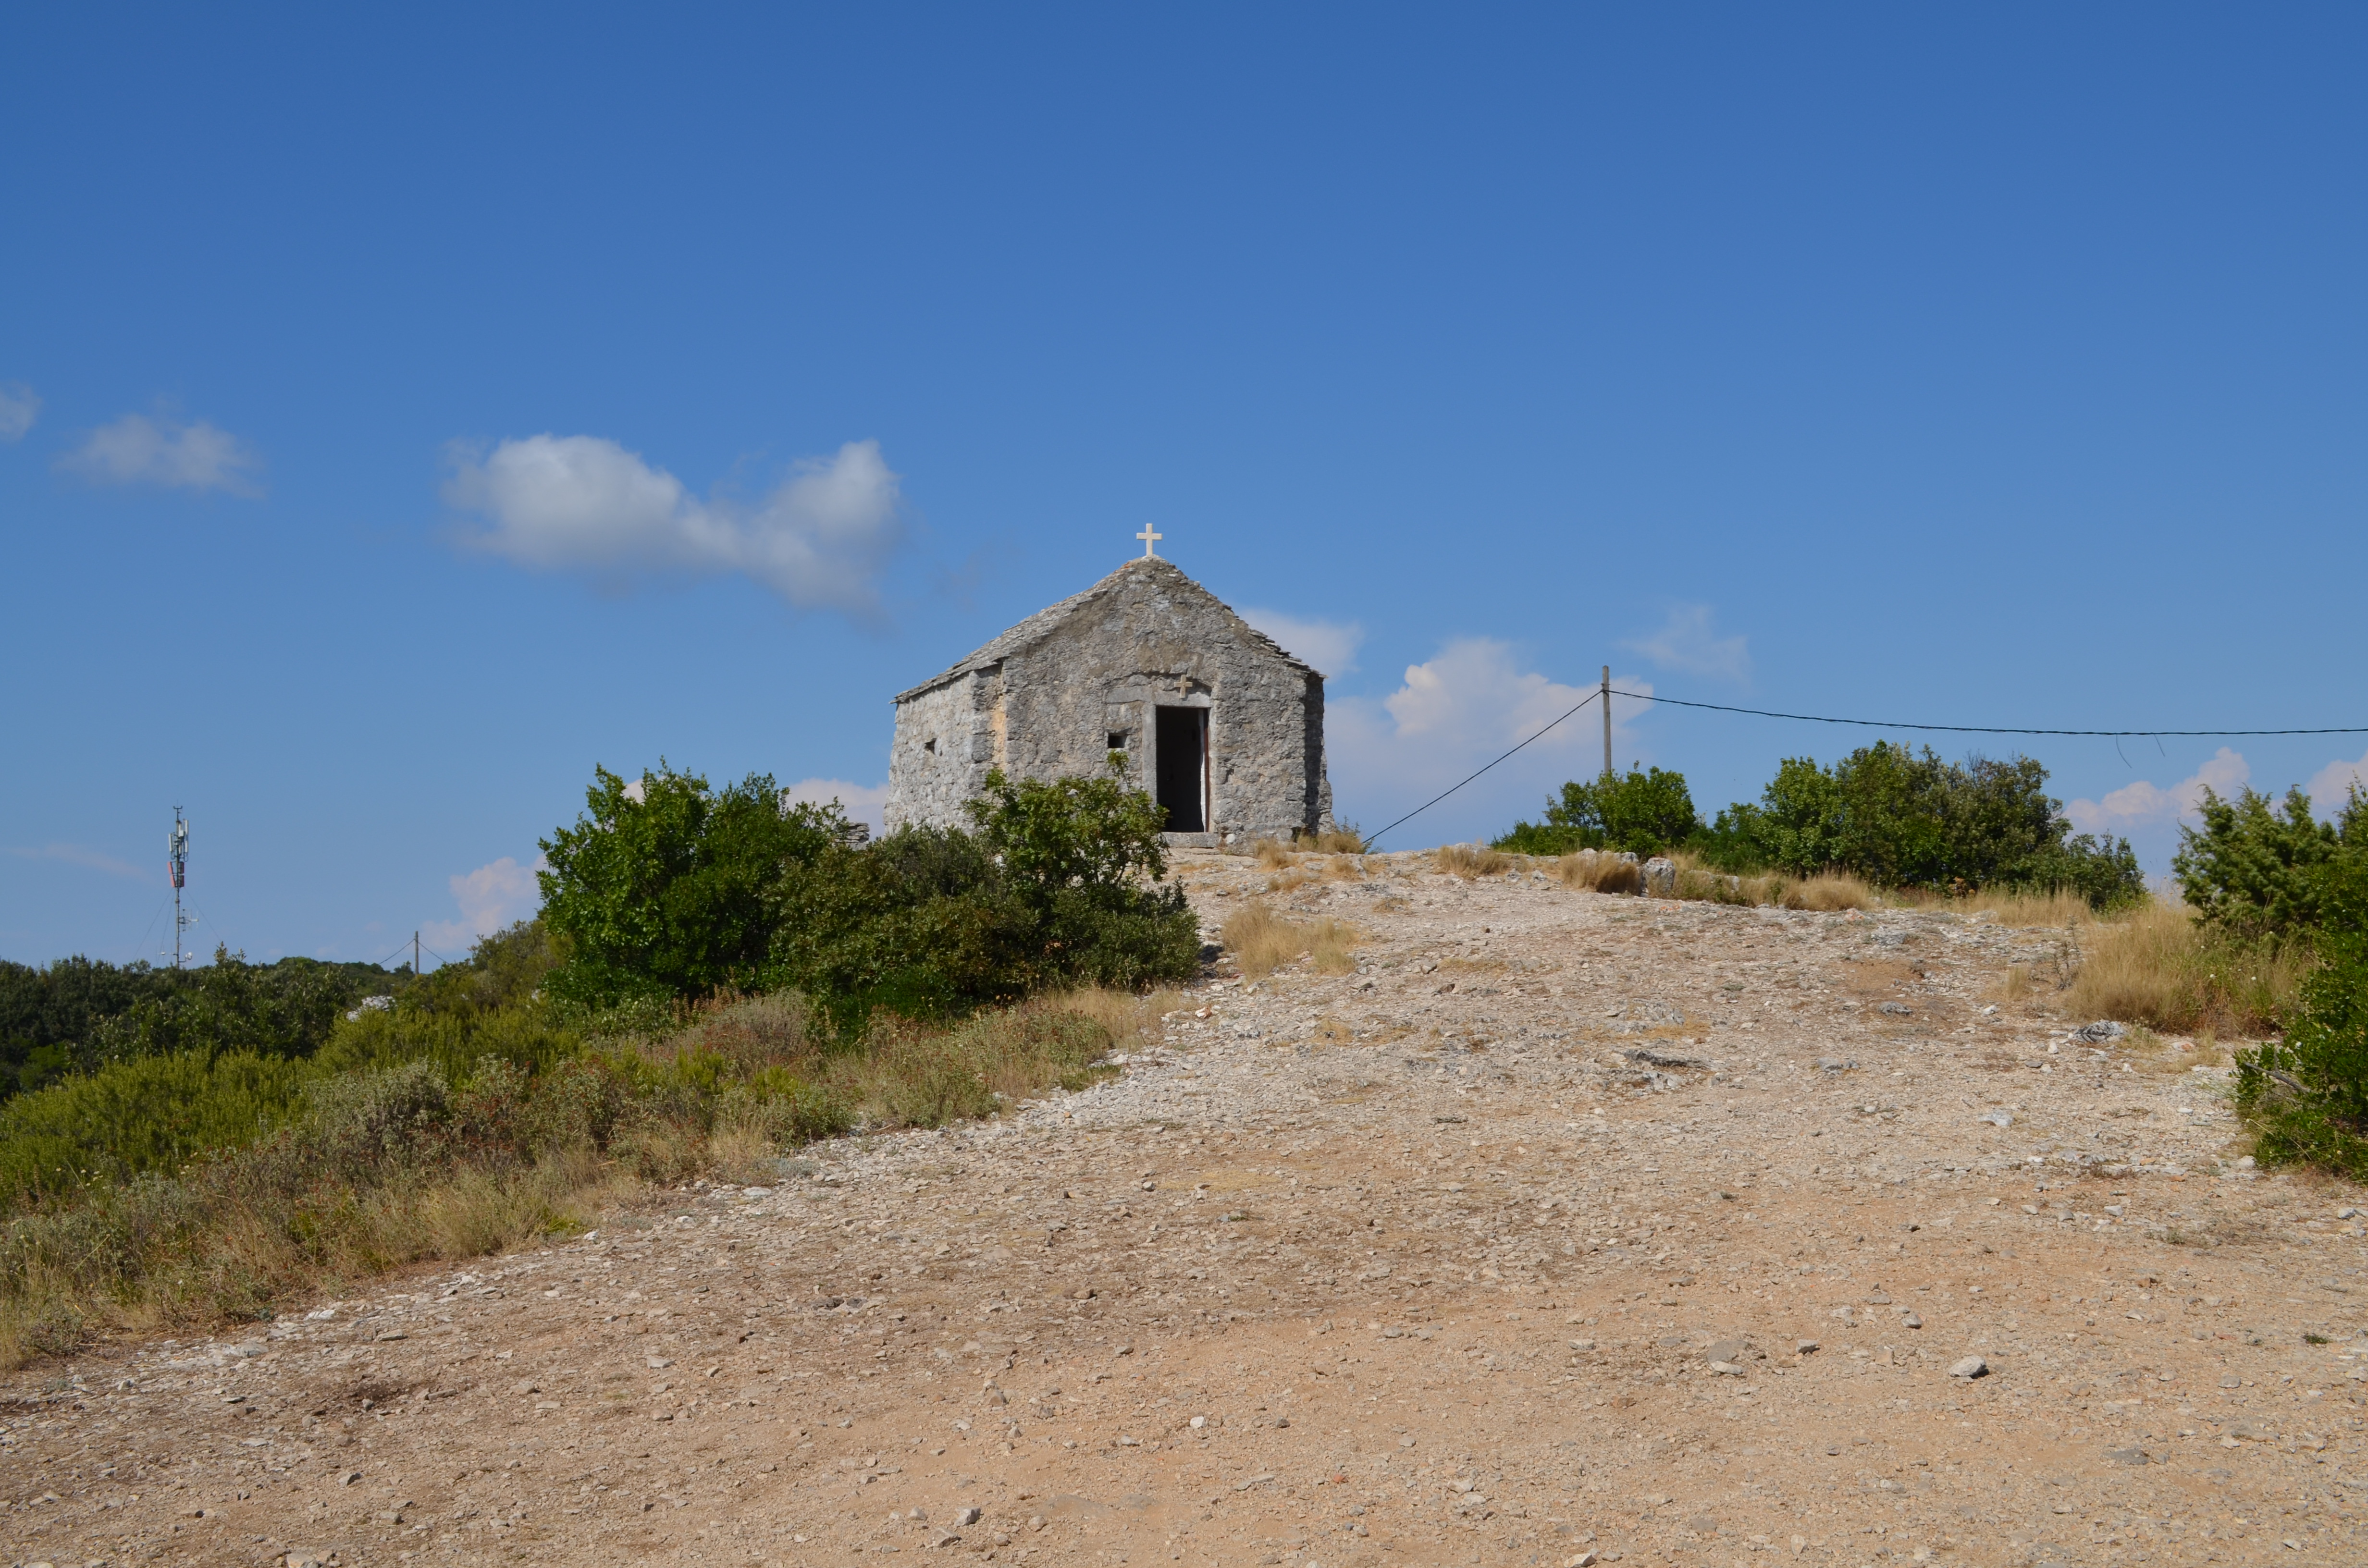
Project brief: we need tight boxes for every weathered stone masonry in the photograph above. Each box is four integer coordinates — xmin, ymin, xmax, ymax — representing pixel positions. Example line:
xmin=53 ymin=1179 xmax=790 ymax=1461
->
xmin=883 ymin=558 xmax=1333 ymax=844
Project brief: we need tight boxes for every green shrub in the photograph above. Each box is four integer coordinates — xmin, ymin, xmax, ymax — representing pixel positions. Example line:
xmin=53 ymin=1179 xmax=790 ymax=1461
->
xmin=1495 ymin=767 xmax=1702 ymax=857
xmin=0 ymin=1051 xmax=321 ymax=1201
xmin=1706 ymin=742 xmax=2143 ymax=906
xmin=542 ymin=759 xmax=1200 ymax=1032
xmin=2176 ymin=784 xmax=2367 ymax=937
xmin=539 ymin=762 xmax=846 ymax=1006
xmin=2235 ymin=854 xmax=2368 ymax=1176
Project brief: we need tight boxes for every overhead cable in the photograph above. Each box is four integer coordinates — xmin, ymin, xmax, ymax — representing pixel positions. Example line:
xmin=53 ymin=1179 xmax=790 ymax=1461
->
xmin=1359 ymin=684 xmax=2368 ymax=850
xmin=1606 ymin=688 xmax=2368 ymax=739
xmin=1362 ymin=691 xmax=1598 ymax=849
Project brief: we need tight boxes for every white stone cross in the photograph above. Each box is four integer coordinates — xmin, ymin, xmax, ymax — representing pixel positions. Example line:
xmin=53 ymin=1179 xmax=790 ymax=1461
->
xmin=1136 ymin=524 xmax=1162 ymax=558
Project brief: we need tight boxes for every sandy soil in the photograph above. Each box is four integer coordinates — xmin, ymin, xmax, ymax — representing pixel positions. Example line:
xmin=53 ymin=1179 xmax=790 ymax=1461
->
xmin=6 ymin=849 xmax=2365 ymax=1568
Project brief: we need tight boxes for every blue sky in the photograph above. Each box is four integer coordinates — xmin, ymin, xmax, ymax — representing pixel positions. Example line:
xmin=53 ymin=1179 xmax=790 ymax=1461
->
xmin=4 ymin=5 xmax=2364 ymax=967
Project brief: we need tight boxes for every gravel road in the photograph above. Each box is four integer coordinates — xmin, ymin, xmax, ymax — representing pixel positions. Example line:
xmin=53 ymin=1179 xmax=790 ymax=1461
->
xmin=6 ymin=849 xmax=2364 ymax=1568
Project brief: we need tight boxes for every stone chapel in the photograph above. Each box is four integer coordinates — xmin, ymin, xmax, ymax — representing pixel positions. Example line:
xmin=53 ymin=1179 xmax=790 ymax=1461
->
xmin=882 ymin=553 xmax=1333 ymax=845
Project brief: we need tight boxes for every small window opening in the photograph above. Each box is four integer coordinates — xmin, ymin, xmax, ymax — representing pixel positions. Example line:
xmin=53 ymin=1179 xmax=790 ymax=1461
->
xmin=1107 ymin=732 xmax=1128 ymax=750
xmin=923 ymin=737 xmax=937 ymax=754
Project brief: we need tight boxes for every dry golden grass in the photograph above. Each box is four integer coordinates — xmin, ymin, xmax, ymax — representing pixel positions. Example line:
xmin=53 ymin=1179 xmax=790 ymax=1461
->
xmin=1254 ymin=839 xmax=1298 ymax=870
xmin=1776 ymin=872 xmax=1879 ymax=911
xmin=1043 ymin=984 xmax=1182 ymax=1052
xmin=0 ymin=1148 xmax=621 ymax=1370
xmin=1295 ymin=826 xmax=1369 ymax=854
xmin=1265 ymin=854 xmax=1366 ymax=893
xmin=1435 ymin=844 xmax=1514 ymax=878
xmin=1221 ymin=900 xmax=1363 ymax=978
xmin=1994 ymin=963 xmax=2035 ymax=1004
xmin=1893 ymin=885 xmax=2101 ymax=927
xmin=1659 ymin=849 xmax=1782 ymax=906
xmin=0 ymin=985 xmax=1172 ymax=1369
xmin=2063 ymin=899 xmax=2311 ymax=1037
xmin=1552 ymin=849 xmax=1642 ymax=895
xmin=2116 ymin=1025 xmax=2233 ymax=1075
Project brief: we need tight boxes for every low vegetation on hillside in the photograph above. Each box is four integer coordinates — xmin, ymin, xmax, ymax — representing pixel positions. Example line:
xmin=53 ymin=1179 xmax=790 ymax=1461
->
xmin=1496 ymin=743 xmax=2145 ymax=907
xmin=0 ymin=760 xmax=1201 ymax=1365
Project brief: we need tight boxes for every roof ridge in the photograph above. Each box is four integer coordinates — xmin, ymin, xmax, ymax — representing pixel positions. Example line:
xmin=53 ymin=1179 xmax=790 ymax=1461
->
xmin=892 ymin=557 xmax=1306 ymax=703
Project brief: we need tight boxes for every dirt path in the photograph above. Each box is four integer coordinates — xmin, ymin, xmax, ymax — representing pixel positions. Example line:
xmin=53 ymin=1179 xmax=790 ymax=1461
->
xmin=7 ymin=850 xmax=2365 ymax=1568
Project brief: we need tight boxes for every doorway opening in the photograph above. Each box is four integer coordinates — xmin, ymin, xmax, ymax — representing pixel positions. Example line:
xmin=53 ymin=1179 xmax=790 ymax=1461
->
xmin=1154 ymin=705 xmax=1207 ymax=833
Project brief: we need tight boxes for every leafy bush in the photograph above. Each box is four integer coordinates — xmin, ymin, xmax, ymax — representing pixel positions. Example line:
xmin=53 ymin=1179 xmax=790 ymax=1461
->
xmin=1495 ymin=767 xmax=1702 ymax=857
xmin=2234 ymin=853 xmax=2368 ymax=1176
xmin=544 ymin=759 xmax=1200 ymax=1030
xmin=540 ymin=763 xmax=847 ymax=1006
xmin=1706 ymin=742 xmax=2143 ymax=906
xmin=2175 ymin=784 xmax=2367 ymax=937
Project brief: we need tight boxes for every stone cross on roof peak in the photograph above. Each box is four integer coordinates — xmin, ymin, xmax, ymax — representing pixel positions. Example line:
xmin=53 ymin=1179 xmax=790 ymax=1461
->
xmin=1136 ymin=523 xmax=1162 ymax=558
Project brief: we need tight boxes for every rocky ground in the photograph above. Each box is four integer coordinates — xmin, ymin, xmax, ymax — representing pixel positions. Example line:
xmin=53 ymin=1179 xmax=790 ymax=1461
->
xmin=6 ymin=848 xmax=2366 ymax=1568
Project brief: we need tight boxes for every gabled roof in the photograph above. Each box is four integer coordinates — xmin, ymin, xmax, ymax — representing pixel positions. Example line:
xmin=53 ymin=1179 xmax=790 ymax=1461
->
xmin=894 ymin=557 xmax=1310 ymax=704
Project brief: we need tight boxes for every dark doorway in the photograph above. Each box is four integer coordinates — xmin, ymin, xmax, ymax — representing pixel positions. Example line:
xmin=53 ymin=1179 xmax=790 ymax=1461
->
xmin=1154 ymin=705 xmax=1207 ymax=833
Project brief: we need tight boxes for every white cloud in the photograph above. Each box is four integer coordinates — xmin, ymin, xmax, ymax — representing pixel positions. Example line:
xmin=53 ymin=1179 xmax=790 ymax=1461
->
xmin=446 ymin=434 xmax=904 ymax=614
xmin=0 ymin=382 xmax=39 ymax=442
xmin=1329 ymin=638 xmax=1655 ymax=844
xmin=58 ymin=413 xmax=264 ymax=494
xmin=1238 ymin=607 xmax=1364 ymax=676
xmin=783 ymin=777 xmax=888 ymax=836
xmin=2308 ymin=748 xmax=2368 ymax=816
xmin=2065 ymin=747 xmax=2251 ymax=834
xmin=1622 ymin=604 xmax=1749 ymax=681
xmin=420 ymin=855 xmax=544 ymax=952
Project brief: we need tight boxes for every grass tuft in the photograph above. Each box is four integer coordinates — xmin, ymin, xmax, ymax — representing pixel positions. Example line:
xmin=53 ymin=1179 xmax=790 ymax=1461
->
xmin=1552 ymin=849 xmax=1642 ymax=895
xmin=1220 ymin=901 xmax=1363 ymax=979
xmin=2064 ymin=900 xmax=2308 ymax=1037
xmin=1775 ymin=872 xmax=1880 ymax=911
xmin=1435 ymin=844 xmax=1513 ymax=879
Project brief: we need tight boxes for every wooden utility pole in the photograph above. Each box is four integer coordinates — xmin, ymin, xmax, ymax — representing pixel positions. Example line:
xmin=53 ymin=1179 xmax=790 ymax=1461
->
xmin=1601 ymin=665 xmax=1613 ymax=780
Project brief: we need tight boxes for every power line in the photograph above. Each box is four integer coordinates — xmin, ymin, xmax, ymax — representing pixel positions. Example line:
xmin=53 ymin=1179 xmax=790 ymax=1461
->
xmin=1363 ymin=691 xmax=1599 ymax=849
xmin=1607 ymin=688 xmax=2368 ymax=739
xmin=1359 ymin=681 xmax=2368 ymax=849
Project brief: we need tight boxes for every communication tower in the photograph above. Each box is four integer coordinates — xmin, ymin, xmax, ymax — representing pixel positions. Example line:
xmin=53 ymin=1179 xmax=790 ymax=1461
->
xmin=167 ymin=807 xmax=194 ymax=968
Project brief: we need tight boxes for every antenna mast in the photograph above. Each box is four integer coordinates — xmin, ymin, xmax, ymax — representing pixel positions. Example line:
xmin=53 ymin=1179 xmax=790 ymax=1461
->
xmin=167 ymin=807 xmax=192 ymax=969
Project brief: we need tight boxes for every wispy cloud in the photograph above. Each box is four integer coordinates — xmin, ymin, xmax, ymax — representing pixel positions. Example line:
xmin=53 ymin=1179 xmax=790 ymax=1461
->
xmin=58 ymin=412 xmax=265 ymax=494
xmin=1238 ymin=607 xmax=1365 ymax=676
xmin=1622 ymin=604 xmax=1749 ymax=682
xmin=783 ymin=777 xmax=888 ymax=835
xmin=420 ymin=855 xmax=544 ymax=952
xmin=446 ymin=434 xmax=905 ymax=615
xmin=2065 ymin=747 xmax=2251 ymax=834
xmin=2 ymin=842 xmax=151 ymax=881
xmin=0 ymin=382 xmax=39 ymax=442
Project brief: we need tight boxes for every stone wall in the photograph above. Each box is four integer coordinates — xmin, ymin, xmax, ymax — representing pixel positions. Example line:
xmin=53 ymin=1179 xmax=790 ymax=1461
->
xmin=883 ymin=559 xmax=1331 ymax=842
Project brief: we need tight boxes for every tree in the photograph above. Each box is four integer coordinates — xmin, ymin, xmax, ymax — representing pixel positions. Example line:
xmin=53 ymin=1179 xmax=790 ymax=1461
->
xmin=538 ymin=763 xmax=844 ymax=1005
xmin=2236 ymin=850 xmax=2368 ymax=1175
xmin=1495 ymin=767 xmax=1702 ymax=857
xmin=1706 ymin=743 xmax=2142 ymax=905
xmin=2175 ymin=784 xmax=2366 ymax=937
